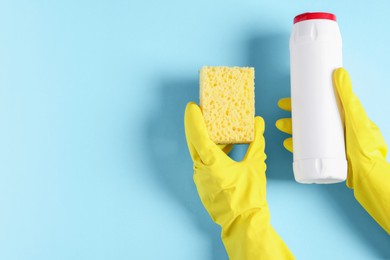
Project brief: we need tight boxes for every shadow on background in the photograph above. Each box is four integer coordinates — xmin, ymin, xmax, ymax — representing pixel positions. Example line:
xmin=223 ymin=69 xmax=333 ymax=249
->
xmin=144 ymin=33 xmax=294 ymax=259
xmin=321 ymin=183 xmax=390 ymax=258
xmin=249 ymin=34 xmax=390 ymax=257
xmin=247 ymin=33 xmax=294 ymax=180
xmin=248 ymin=33 xmax=390 ymax=257
xmin=144 ymin=32 xmax=390 ymax=260
xmin=145 ymin=79 xmax=228 ymax=260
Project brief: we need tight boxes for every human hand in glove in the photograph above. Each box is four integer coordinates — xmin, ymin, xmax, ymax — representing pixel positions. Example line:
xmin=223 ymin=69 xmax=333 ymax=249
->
xmin=276 ymin=68 xmax=390 ymax=234
xmin=185 ymin=102 xmax=294 ymax=260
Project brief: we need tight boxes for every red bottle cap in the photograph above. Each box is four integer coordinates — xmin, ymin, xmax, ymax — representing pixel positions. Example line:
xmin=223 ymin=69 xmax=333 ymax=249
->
xmin=294 ymin=12 xmax=336 ymax=24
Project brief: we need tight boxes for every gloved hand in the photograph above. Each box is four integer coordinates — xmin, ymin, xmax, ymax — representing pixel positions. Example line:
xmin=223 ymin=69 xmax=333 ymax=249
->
xmin=185 ymin=102 xmax=294 ymax=259
xmin=276 ymin=68 xmax=390 ymax=234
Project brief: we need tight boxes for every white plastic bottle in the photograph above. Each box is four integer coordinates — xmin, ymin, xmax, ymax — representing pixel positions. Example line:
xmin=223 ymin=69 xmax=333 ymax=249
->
xmin=289 ymin=12 xmax=348 ymax=184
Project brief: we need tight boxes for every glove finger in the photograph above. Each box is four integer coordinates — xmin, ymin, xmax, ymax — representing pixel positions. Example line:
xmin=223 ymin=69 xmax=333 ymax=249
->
xmin=283 ymin=137 xmax=293 ymax=153
xmin=275 ymin=118 xmax=292 ymax=135
xmin=244 ymin=116 xmax=266 ymax=161
xmin=278 ymin=98 xmax=292 ymax=112
xmin=184 ymin=102 xmax=225 ymax=165
xmin=333 ymin=68 xmax=388 ymax=158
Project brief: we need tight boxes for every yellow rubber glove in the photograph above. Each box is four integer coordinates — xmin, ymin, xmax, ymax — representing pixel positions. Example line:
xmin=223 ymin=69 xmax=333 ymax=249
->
xmin=185 ymin=102 xmax=294 ymax=260
xmin=276 ymin=68 xmax=390 ymax=234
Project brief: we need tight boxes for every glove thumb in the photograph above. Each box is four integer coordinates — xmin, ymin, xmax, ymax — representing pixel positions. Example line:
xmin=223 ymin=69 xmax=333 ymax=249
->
xmin=244 ymin=116 xmax=266 ymax=161
xmin=333 ymin=68 xmax=388 ymax=188
xmin=333 ymin=68 xmax=387 ymax=160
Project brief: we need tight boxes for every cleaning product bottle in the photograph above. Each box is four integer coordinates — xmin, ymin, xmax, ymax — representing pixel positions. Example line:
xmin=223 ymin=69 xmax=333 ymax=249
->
xmin=290 ymin=12 xmax=347 ymax=183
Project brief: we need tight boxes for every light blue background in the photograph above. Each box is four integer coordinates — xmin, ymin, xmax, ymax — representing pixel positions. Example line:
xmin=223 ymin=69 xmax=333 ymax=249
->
xmin=1 ymin=0 xmax=390 ymax=259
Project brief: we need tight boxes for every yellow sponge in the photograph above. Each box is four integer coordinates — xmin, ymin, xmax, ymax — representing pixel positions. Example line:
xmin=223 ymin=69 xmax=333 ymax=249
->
xmin=200 ymin=66 xmax=255 ymax=144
